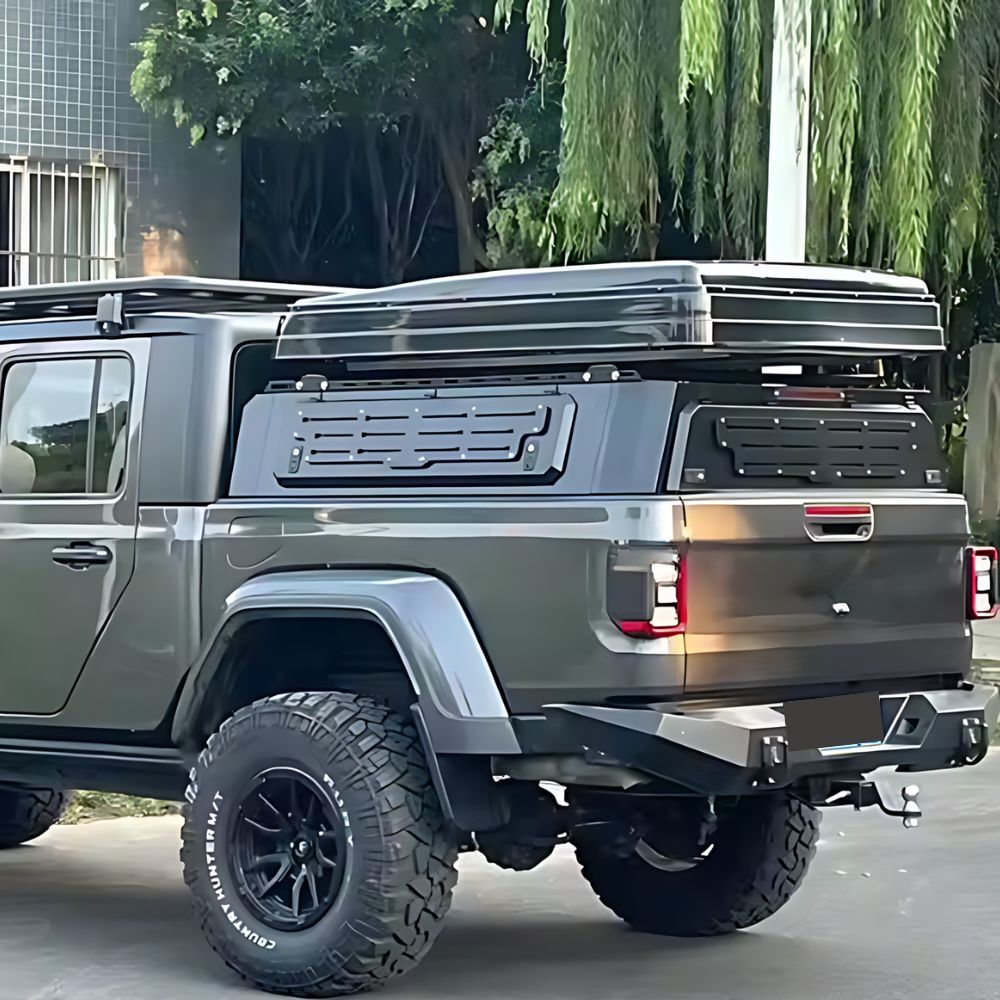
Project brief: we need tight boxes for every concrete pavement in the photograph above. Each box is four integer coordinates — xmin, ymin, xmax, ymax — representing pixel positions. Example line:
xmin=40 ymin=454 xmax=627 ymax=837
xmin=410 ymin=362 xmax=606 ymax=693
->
xmin=2 ymin=756 xmax=1000 ymax=999
xmin=974 ymin=617 xmax=1000 ymax=662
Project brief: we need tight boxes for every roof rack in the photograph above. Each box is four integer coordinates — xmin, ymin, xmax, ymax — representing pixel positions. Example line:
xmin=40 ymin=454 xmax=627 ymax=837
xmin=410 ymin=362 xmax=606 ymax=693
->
xmin=277 ymin=260 xmax=943 ymax=363
xmin=0 ymin=276 xmax=353 ymax=331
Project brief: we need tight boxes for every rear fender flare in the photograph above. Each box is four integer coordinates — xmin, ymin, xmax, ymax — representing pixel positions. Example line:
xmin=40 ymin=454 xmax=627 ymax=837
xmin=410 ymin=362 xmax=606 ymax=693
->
xmin=171 ymin=570 xmax=519 ymax=758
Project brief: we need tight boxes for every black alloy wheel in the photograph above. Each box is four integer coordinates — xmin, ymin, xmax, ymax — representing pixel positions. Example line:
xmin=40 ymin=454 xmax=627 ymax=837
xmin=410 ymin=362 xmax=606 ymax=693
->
xmin=231 ymin=767 xmax=349 ymax=931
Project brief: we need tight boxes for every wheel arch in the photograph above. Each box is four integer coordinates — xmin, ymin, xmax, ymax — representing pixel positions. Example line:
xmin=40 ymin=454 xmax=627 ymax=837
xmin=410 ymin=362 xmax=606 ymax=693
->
xmin=172 ymin=570 xmax=519 ymax=829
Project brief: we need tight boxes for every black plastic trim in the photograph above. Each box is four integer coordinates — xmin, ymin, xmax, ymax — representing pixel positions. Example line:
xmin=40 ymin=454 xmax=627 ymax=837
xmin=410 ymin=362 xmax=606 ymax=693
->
xmin=0 ymin=739 xmax=187 ymax=800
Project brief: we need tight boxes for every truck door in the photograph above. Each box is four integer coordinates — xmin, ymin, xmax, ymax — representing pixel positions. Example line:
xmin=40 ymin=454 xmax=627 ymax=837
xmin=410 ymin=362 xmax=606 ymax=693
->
xmin=0 ymin=339 xmax=145 ymax=714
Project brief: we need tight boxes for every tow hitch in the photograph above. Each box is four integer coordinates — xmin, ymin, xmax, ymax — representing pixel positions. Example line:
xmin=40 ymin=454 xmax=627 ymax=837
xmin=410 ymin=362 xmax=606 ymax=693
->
xmin=825 ymin=780 xmax=923 ymax=829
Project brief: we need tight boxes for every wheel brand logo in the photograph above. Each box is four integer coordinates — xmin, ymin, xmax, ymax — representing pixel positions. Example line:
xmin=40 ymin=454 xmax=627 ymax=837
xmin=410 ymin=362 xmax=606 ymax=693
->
xmin=205 ymin=789 xmax=277 ymax=951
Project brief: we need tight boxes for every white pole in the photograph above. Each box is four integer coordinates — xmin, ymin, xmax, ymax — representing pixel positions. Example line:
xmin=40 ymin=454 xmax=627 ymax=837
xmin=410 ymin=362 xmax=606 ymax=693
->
xmin=765 ymin=0 xmax=812 ymax=263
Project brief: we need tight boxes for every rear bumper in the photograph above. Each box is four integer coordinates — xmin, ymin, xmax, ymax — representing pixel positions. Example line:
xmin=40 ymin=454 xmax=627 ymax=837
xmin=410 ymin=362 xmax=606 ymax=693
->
xmin=542 ymin=684 xmax=999 ymax=794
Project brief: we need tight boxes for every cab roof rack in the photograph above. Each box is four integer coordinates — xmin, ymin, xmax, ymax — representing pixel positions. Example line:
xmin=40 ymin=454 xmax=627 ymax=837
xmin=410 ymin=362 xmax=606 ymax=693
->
xmin=0 ymin=276 xmax=354 ymax=332
xmin=277 ymin=260 xmax=944 ymax=364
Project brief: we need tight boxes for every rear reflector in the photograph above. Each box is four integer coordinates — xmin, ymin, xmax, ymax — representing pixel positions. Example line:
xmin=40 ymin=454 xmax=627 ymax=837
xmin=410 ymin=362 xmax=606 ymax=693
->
xmin=967 ymin=547 xmax=999 ymax=619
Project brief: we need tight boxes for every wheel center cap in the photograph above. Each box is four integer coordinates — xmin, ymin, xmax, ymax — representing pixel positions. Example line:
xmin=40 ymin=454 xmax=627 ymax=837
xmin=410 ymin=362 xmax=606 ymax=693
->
xmin=292 ymin=836 xmax=312 ymax=860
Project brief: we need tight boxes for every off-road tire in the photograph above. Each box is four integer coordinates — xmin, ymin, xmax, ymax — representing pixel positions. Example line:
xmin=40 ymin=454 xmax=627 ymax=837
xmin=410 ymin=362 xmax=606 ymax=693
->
xmin=575 ymin=794 xmax=819 ymax=936
xmin=181 ymin=691 xmax=459 ymax=997
xmin=0 ymin=785 xmax=72 ymax=849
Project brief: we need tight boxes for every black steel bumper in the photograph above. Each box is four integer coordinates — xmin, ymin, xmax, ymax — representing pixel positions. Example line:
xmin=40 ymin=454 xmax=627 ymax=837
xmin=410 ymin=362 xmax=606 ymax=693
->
xmin=542 ymin=684 xmax=999 ymax=795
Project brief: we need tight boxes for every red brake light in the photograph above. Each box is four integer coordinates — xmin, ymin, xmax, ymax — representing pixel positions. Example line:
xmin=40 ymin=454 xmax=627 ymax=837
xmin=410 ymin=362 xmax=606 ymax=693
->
xmin=804 ymin=504 xmax=873 ymax=519
xmin=615 ymin=556 xmax=687 ymax=639
xmin=967 ymin=547 xmax=999 ymax=620
xmin=773 ymin=387 xmax=846 ymax=403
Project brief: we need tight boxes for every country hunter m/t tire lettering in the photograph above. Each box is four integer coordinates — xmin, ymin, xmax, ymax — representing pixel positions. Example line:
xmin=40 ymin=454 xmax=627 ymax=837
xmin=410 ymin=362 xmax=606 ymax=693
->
xmin=181 ymin=691 xmax=458 ymax=997
xmin=575 ymin=794 xmax=819 ymax=937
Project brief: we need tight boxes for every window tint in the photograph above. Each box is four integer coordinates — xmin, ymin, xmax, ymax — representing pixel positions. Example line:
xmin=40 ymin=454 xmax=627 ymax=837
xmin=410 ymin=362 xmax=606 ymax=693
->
xmin=0 ymin=357 xmax=131 ymax=496
xmin=93 ymin=360 xmax=132 ymax=494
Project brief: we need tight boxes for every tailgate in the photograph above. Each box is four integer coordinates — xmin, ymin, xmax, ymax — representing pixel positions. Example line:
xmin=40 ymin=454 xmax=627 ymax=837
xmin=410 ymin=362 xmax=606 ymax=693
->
xmin=680 ymin=494 xmax=972 ymax=693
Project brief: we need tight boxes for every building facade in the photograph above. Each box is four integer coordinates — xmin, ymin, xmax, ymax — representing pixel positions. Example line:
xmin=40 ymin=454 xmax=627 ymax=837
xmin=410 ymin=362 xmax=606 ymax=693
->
xmin=1 ymin=0 xmax=241 ymax=286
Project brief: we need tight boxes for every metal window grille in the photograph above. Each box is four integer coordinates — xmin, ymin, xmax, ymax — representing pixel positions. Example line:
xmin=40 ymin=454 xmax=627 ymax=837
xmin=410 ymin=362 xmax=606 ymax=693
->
xmin=0 ymin=158 xmax=124 ymax=287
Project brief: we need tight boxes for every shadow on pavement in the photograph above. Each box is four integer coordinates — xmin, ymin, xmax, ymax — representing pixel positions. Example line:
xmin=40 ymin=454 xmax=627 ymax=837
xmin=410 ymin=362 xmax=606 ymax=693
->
xmin=0 ymin=837 xmax=839 ymax=999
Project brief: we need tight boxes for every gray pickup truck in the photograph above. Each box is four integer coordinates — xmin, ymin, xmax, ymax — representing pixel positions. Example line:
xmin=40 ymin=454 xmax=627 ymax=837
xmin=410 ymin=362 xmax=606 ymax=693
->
xmin=0 ymin=264 xmax=994 ymax=997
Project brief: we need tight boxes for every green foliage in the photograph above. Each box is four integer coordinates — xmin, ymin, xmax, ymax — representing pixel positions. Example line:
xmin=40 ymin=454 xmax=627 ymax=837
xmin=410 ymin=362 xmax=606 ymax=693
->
xmin=526 ymin=0 xmax=551 ymax=66
xmin=972 ymin=518 xmax=1000 ymax=549
xmin=132 ymin=0 xmax=466 ymax=140
xmin=651 ymin=1 xmax=687 ymax=206
xmin=135 ymin=0 xmax=520 ymax=276
xmin=809 ymin=0 xmax=860 ymax=259
xmin=930 ymin=0 xmax=993 ymax=279
xmin=61 ymin=792 xmax=179 ymax=825
xmin=854 ymin=0 xmax=887 ymax=262
xmin=140 ymin=0 xmax=1000 ymax=294
xmin=496 ymin=0 xmax=1000 ymax=286
xmin=679 ymin=0 xmax=724 ymax=99
xmin=551 ymin=0 xmax=658 ymax=258
xmin=884 ymin=0 xmax=947 ymax=277
xmin=727 ymin=0 xmax=763 ymax=255
xmin=474 ymin=64 xmax=563 ymax=266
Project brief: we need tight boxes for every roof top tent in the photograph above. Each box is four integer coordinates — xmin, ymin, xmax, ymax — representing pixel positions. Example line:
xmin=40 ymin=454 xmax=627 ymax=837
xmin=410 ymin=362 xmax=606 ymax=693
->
xmin=276 ymin=261 xmax=944 ymax=368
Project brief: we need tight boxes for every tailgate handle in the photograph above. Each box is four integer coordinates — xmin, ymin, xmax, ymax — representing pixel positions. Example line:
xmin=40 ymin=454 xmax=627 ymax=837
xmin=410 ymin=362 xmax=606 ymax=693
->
xmin=804 ymin=504 xmax=874 ymax=543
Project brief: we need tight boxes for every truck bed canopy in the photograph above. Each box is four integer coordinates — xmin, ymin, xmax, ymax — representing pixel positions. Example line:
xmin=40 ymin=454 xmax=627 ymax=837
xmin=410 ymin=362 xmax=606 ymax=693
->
xmin=276 ymin=261 xmax=944 ymax=366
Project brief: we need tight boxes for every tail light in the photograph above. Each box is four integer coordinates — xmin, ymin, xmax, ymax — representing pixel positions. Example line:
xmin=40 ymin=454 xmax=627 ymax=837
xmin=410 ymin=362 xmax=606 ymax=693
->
xmin=967 ymin=546 xmax=999 ymax=619
xmin=607 ymin=548 xmax=687 ymax=639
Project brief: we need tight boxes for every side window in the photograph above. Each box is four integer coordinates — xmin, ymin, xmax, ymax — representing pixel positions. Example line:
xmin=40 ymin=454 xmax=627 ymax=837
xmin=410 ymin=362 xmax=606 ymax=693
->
xmin=0 ymin=357 xmax=132 ymax=496
xmin=92 ymin=360 xmax=132 ymax=495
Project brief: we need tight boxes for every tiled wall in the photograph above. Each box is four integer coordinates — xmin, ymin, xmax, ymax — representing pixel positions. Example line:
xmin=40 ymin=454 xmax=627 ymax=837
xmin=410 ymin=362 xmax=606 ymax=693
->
xmin=0 ymin=0 xmax=240 ymax=278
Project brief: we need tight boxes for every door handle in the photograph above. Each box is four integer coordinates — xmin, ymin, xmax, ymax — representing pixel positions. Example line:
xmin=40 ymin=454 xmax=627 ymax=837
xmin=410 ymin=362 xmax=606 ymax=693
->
xmin=51 ymin=543 xmax=113 ymax=569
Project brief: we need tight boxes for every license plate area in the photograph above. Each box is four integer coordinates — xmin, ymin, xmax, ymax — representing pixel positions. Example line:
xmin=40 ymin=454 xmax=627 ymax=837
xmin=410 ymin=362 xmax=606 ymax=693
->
xmin=782 ymin=691 xmax=884 ymax=752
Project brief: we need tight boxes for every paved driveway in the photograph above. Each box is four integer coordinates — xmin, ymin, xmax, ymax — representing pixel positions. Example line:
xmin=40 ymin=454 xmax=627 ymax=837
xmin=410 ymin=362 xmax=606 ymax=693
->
xmin=1 ymin=755 xmax=999 ymax=1000
xmin=974 ymin=618 xmax=1000 ymax=662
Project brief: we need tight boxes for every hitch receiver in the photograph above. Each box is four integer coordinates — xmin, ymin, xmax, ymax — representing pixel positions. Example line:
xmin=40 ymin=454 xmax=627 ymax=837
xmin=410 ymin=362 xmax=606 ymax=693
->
xmin=826 ymin=780 xmax=922 ymax=829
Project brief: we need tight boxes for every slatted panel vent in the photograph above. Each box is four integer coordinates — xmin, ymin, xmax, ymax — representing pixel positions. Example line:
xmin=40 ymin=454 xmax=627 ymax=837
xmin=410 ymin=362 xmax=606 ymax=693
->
xmin=715 ymin=412 xmax=922 ymax=484
xmin=282 ymin=393 xmax=576 ymax=483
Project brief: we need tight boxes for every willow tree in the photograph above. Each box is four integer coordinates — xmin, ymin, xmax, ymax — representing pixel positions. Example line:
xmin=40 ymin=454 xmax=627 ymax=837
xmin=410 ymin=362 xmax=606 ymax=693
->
xmin=493 ymin=0 xmax=1000 ymax=288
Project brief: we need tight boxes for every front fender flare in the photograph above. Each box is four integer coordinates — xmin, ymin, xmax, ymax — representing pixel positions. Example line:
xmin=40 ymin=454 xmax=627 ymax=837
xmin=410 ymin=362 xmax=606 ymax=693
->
xmin=172 ymin=570 xmax=519 ymax=756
